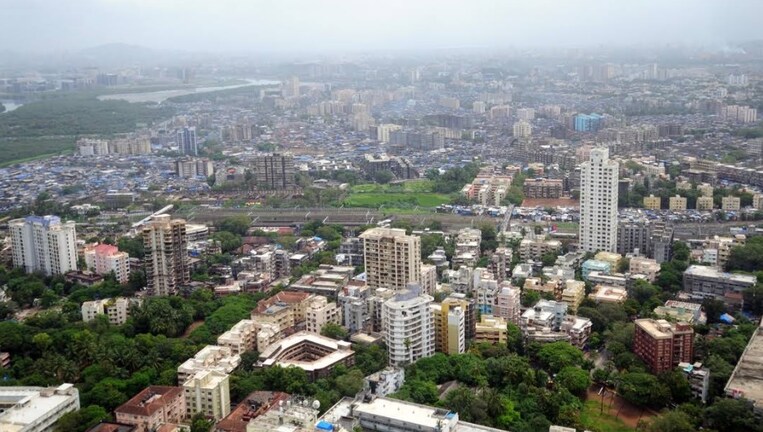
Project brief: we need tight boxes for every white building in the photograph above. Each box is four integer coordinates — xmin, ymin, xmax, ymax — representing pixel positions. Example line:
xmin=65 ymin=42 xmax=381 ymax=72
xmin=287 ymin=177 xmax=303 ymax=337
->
xmin=217 ymin=319 xmax=257 ymax=355
xmin=9 ymin=216 xmax=77 ymax=276
xmin=513 ymin=120 xmax=533 ymax=138
xmin=579 ymin=147 xmax=619 ymax=252
xmin=183 ymin=369 xmax=230 ymax=421
xmin=177 ymin=345 xmax=241 ymax=385
xmin=305 ymin=296 xmax=343 ymax=334
xmin=83 ymin=243 xmax=131 ymax=284
xmin=382 ymin=283 xmax=434 ymax=366
xmin=0 ymin=384 xmax=80 ymax=432
xmin=81 ymin=297 xmax=138 ymax=325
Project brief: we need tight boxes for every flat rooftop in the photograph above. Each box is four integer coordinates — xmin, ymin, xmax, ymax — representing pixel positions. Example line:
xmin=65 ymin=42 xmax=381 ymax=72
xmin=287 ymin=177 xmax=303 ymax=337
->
xmin=0 ymin=384 xmax=78 ymax=431
xmin=353 ymin=397 xmax=454 ymax=429
xmin=725 ymin=318 xmax=763 ymax=410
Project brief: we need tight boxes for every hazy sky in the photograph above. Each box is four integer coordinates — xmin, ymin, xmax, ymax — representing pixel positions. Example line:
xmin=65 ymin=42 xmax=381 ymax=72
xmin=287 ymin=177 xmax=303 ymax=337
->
xmin=4 ymin=0 xmax=763 ymax=53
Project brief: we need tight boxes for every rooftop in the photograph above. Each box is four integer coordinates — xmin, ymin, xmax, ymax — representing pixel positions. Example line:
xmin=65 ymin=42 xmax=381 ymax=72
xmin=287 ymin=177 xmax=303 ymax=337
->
xmin=258 ymin=332 xmax=354 ymax=372
xmin=725 ymin=318 xmax=763 ymax=411
xmin=215 ymin=391 xmax=290 ymax=432
xmin=115 ymin=386 xmax=183 ymax=417
xmin=0 ymin=384 xmax=79 ymax=430
xmin=684 ymin=265 xmax=757 ymax=283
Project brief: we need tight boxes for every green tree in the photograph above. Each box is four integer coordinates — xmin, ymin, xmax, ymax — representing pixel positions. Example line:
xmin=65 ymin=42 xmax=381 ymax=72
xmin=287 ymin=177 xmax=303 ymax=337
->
xmin=117 ymin=236 xmax=145 ymax=259
xmin=618 ymin=372 xmax=670 ymax=409
xmin=54 ymin=405 xmax=110 ymax=432
xmin=373 ymin=170 xmax=394 ymax=184
xmin=643 ymin=410 xmax=696 ymax=432
xmin=218 ymin=215 xmax=251 ymax=236
xmin=335 ymin=369 xmax=365 ymax=396
xmin=537 ymin=342 xmax=584 ymax=373
xmin=212 ymin=231 xmax=242 ymax=253
xmin=190 ymin=412 xmax=215 ymax=432
xmin=320 ymin=323 xmax=349 ymax=340
xmin=555 ymin=366 xmax=591 ymax=396
xmin=704 ymin=398 xmax=760 ymax=432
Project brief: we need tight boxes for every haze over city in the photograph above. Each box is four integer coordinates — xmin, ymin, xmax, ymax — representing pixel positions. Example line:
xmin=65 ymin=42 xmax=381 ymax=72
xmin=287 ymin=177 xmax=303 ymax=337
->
xmin=3 ymin=2 xmax=763 ymax=432
xmin=4 ymin=0 xmax=763 ymax=52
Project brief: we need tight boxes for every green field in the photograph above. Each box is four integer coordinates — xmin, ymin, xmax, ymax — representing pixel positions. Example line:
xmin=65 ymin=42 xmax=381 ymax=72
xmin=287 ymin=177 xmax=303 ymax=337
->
xmin=579 ymin=400 xmax=636 ymax=432
xmin=0 ymin=137 xmax=76 ymax=167
xmin=345 ymin=180 xmax=450 ymax=208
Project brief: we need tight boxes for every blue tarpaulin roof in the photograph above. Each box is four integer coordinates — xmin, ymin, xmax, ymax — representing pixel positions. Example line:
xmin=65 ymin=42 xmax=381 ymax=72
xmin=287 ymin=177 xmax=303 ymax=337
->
xmin=720 ymin=313 xmax=735 ymax=324
xmin=316 ymin=420 xmax=334 ymax=431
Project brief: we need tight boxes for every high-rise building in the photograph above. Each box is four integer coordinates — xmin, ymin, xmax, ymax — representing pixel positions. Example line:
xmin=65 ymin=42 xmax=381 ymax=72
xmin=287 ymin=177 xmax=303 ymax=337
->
xmin=360 ymin=228 xmax=421 ymax=291
xmin=83 ymin=243 xmax=131 ymax=284
xmin=431 ymin=302 xmax=466 ymax=354
xmin=513 ymin=120 xmax=533 ymax=138
xmin=142 ymin=215 xmax=190 ymax=296
xmin=579 ymin=147 xmax=619 ymax=252
xmin=284 ymin=76 xmax=300 ymax=97
xmin=382 ymin=283 xmax=434 ymax=366
xmin=9 ymin=215 xmax=77 ymax=276
xmin=633 ymin=319 xmax=694 ymax=374
xmin=176 ymin=127 xmax=198 ymax=156
xmin=176 ymin=158 xmax=214 ymax=178
xmin=253 ymin=153 xmax=296 ymax=190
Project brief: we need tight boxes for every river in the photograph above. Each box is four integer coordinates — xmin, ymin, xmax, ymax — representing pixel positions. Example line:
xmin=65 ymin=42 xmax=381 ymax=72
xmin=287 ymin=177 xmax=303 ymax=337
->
xmin=0 ymin=101 xmax=23 ymax=112
xmin=97 ymin=79 xmax=280 ymax=104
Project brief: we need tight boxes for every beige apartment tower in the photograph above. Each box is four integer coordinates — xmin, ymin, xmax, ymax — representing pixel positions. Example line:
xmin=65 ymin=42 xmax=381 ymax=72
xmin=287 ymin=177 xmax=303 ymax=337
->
xmin=360 ymin=228 xmax=421 ymax=291
xmin=142 ymin=215 xmax=190 ymax=296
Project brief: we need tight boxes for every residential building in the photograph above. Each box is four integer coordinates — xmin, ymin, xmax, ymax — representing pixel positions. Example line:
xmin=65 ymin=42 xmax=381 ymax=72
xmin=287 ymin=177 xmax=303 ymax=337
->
xmin=519 ymin=238 xmax=562 ymax=261
xmin=253 ymin=153 xmax=296 ymax=190
xmin=214 ymin=391 xmax=289 ymax=432
xmin=493 ymin=284 xmax=521 ymax=324
xmin=0 ymin=384 xmax=79 ymax=432
xmin=453 ymin=228 xmax=482 ymax=268
xmin=382 ymin=283 xmax=434 ymax=366
xmin=520 ymin=300 xmax=592 ymax=348
xmin=115 ymin=386 xmax=185 ymax=432
xmin=431 ymin=302 xmax=466 ymax=354
xmin=722 ymin=196 xmax=741 ymax=211
xmin=629 ymin=256 xmax=660 ymax=281
xmin=177 ymin=345 xmax=241 ymax=385
xmin=474 ymin=315 xmax=509 ymax=345
xmin=581 ymin=259 xmax=611 ymax=279
xmin=256 ymin=332 xmax=355 ymax=380
xmin=176 ymin=127 xmax=197 ymax=156
xmin=9 ymin=215 xmax=77 ymax=276
xmin=589 ymin=285 xmax=628 ymax=304
xmin=443 ymin=293 xmax=477 ymax=341
xmin=587 ymin=271 xmax=627 ymax=288
xmin=305 ymin=296 xmax=342 ymax=334
xmin=81 ymin=297 xmax=138 ymax=325
xmin=697 ymin=196 xmax=714 ymax=211
xmin=338 ymin=284 xmax=370 ymax=334
xmin=365 ymin=368 xmax=405 ymax=397
xmin=669 ymin=195 xmax=687 ymax=211
xmin=183 ymin=370 xmax=230 ymax=421
xmin=217 ymin=320 xmax=257 ymax=355
xmin=633 ymin=319 xmax=694 ymax=374
xmin=142 ymin=215 xmax=189 ymax=296
xmin=489 ymin=247 xmax=513 ymax=282
xmin=702 ymin=235 xmax=745 ymax=269
xmin=678 ymin=362 xmax=710 ymax=403
xmin=654 ymin=301 xmax=706 ymax=325
xmin=682 ymin=265 xmax=757 ymax=301
xmin=643 ymin=195 xmax=661 ymax=210
xmin=753 ymin=193 xmax=763 ymax=210
xmin=360 ymin=228 xmax=421 ymax=291
xmin=579 ymin=148 xmax=619 ymax=252
xmin=513 ymin=120 xmax=532 ymax=138
xmin=251 ymin=291 xmax=313 ymax=351
xmin=83 ymin=243 xmax=130 ymax=283
xmin=289 ymin=265 xmax=355 ymax=299
xmin=523 ymin=178 xmax=563 ymax=199
xmin=561 ymin=280 xmax=585 ymax=313
xmin=524 ymin=277 xmax=563 ymax=300
xmin=175 ymin=158 xmax=214 ymax=178
xmin=594 ymin=251 xmax=622 ymax=269
xmin=338 ymin=237 xmax=364 ymax=266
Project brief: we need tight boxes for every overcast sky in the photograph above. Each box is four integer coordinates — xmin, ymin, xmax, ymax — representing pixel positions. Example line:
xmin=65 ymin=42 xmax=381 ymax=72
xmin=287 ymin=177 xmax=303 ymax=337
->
xmin=3 ymin=0 xmax=763 ymax=53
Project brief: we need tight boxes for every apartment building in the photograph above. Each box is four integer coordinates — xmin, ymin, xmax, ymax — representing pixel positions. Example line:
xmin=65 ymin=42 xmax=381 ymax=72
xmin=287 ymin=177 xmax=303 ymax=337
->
xmin=175 ymin=158 xmax=214 ymax=178
xmin=629 ymin=256 xmax=660 ymax=281
xmin=305 ymin=296 xmax=342 ymax=334
xmin=183 ymin=370 xmax=231 ymax=421
xmin=431 ymin=302 xmax=466 ymax=355
xmin=452 ymin=228 xmax=482 ymax=268
xmin=442 ymin=293 xmax=476 ymax=341
xmin=493 ymin=284 xmax=521 ymax=325
xmin=177 ymin=345 xmax=241 ymax=385
xmin=381 ymin=284 xmax=434 ymax=366
xmin=81 ymin=297 xmax=138 ymax=325
xmin=561 ymin=280 xmax=585 ymax=313
xmin=697 ymin=196 xmax=714 ymax=211
xmin=519 ymin=238 xmax=562 ymax=261
xmin=10 ymin=215 xmax=77 ymax=276
xmin=0 ymin=384 xmax=80 ymax=432
xmin=682 ymin=265 xmax=757 ymax=301
xmin=83 ymin=243 xmax=131 ymax=283
xmin=360 ymin=228 xmax=421 ymax=291
xmin=253 ymin=153 xmax=296 ymax=190
xmin=589 ymin=285 xmax=628 ymax=304
xmin=643 ymin=195 xmax=661 ymax=210
xmin=251 ymin=291 xmax=314 ymax=351
xmin=115 ymin=386 xmax=185 ymax=432
xmin=669 ymin=195 xmax=687 ymax=211
xmin=523 ymin=178 xmax=563 ymax=199
xmin=217 ymin=319 xmax=257 ymax=355
xmin=474 ymin=315 xmax=509 ymax=345
xmin=579 ymin=148 xmax=619 ymax=252
xmin=142 ymin=215 xmax=189 ymax=296
xmin=633 ymin=319 xmax=694 ymax=374
xmin=722 ymin=196 xmax=741 ymax=211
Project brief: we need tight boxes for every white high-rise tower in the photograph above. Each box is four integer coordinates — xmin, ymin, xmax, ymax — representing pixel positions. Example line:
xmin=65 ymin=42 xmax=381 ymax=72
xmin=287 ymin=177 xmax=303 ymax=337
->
xmin=9 ymin=216 xmax=77 ymax=276
xmin=579 ymin=147 xmax=619 ymax=252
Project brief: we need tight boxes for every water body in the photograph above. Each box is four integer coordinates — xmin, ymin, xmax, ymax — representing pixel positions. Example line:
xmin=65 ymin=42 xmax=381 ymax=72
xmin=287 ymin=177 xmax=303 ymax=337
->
xmin=97 ymin=79 xmax=280 ymax=104
xmin=0 ymin=101 xmax=23 ymax=112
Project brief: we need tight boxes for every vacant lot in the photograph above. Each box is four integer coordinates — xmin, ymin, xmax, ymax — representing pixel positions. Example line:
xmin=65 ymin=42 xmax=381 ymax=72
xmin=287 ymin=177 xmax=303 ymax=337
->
xmin=345 ymin=179 xmax=450 ymax=208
